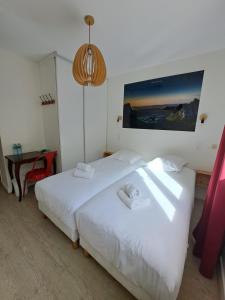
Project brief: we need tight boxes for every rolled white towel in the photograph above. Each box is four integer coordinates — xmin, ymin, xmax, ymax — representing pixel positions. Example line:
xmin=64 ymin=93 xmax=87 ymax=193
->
xmin=118 ymin=189 xmax=150 ymax=210
xmin=76 ymin=162 xmax=92 ymax=172
xmin=73 ymin=167 xmax=95 ymax=179
xmin=123 ymin=183 xmax=140 ymax=199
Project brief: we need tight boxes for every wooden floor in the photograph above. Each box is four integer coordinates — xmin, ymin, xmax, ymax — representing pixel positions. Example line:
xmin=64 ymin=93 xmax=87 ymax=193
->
xmin=0 ymin=185 xmax=220 ymax=300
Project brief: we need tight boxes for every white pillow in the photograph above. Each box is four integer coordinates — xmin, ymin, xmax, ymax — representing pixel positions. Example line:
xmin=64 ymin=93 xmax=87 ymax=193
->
xmin=111 ymin=149 xmax=142 ymax=164
xmin=150 ymin=155 xmax=187 ymax=172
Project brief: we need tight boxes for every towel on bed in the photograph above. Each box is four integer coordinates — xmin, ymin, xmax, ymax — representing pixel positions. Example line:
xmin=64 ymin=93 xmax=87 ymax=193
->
xmin=73 ymin=167 xmax=95 ymax=179
xmin=123 ymin=183 xmax=140 ymax=199
xmin=118 ymin=189 xmax=150 ymax=210
xmin=76 ymin=162 xmax=92 ymax=172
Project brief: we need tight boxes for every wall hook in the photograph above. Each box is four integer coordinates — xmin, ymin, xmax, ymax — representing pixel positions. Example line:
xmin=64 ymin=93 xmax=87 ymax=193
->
xmin=40 ymin=93 xmax=55 ymax=105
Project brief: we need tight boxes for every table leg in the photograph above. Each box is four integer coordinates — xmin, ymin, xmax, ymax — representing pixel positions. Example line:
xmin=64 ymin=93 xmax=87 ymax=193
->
xmin=15 ymin=163 xmax=22 ymax=202
xmin=53 ymin=157 xmax=57 ymax=174
xmin=7 ymin=160 xmax=14 ymax=194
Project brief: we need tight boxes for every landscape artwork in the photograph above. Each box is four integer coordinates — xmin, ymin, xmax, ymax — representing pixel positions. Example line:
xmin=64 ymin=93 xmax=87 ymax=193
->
xmin=123 ymin=71 xmax=204 ymax=131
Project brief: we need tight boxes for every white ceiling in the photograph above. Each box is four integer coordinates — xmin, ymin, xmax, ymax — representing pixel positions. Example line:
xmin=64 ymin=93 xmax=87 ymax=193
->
xmin=0 ymin=0 xmax=225 ymax=76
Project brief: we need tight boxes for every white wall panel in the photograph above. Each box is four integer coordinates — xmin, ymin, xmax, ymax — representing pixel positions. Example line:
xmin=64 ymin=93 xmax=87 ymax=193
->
xmin=84 ymin=84 xmax=107 ymax=162
xmin=56 ymin=56 xmax=84 ymax=170
xmin=39 ymin=55 xmax=61 ymax=171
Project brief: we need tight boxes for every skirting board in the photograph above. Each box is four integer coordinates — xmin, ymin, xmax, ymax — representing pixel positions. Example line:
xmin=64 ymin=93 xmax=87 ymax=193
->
xmin=0 ymin=180 xmax=10 ymax=193
xmin=219 ymin=256 xmax=225 ymax=300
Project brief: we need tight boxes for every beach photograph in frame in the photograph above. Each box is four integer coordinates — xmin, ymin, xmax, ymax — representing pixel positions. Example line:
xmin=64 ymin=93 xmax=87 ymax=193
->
xmin=123 ymin=71 xmax=204 ymax=131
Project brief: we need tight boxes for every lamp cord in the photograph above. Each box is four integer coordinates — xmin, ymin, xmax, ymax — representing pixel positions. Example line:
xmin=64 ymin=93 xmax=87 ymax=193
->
xmin=87 ymin=22 xmax=91 ymax=80
xmin=88 ymin=23 xmax=91 ymax=44
xmin=83 ymin=86 xmax=86 ymax=163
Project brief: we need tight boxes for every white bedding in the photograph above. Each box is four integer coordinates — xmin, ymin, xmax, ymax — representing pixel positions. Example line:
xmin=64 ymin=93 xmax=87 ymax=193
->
xmin=76 ymin=164 xmax=196 ymax=300
xmin=35 ymin=156 xmax=145 ymax=241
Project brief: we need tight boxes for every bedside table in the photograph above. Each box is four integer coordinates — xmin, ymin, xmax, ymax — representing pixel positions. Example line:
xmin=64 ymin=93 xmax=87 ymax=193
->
xmin=195 ymin=170 xmax=211 ymax=200
xmin=103 ymin=151 xmax=113 ymax=158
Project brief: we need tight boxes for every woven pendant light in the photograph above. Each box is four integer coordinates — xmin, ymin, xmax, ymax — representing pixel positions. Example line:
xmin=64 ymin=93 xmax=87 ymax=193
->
xmin=72 ymin=15 xmax=106 ymax=86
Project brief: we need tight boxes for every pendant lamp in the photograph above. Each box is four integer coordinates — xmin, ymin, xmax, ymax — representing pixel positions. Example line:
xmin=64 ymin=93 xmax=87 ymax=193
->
xmin=72 ymin=15 xmax=106 ymax=86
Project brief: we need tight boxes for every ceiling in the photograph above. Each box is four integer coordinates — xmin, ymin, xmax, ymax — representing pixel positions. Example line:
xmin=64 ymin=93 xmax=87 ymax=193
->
xmin=0 ymin=0 xmax=225 ymax=77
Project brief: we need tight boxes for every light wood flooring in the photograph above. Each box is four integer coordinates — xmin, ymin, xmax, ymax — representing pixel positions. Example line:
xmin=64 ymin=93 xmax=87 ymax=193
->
xmin=0 ymin=184 xmax=220 ymax=300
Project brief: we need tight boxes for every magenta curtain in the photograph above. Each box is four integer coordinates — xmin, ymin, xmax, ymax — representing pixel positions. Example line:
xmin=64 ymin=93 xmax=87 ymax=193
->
xmin=193 ymin=126 xmax=225 ymax=278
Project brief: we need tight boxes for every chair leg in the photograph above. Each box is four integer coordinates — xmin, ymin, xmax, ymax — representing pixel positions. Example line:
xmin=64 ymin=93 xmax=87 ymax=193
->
xmin=23 ymin=178 xmax=27 ymax=197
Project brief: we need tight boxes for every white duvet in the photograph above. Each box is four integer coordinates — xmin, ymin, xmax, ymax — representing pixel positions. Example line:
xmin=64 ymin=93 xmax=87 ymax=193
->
xmin=35 ymin=156 xmax=145 ymax=233
xmin=76 ymin=163 xmax=196 ymax=300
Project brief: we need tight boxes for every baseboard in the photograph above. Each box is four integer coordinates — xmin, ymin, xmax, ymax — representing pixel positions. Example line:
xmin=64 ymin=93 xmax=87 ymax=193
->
xmin=0 ymin=180 xmax=10 ymax=193
xmin=219 ymin=256 xmax=225 ymax=300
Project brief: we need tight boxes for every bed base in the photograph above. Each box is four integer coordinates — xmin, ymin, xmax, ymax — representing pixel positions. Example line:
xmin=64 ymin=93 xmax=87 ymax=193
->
xmin=38 ymin=200 xmax=79 ymax=245
xmin=83 ymin=248 xmax=90 ymax=257
xmin=80 ymin=236 xmax=153 ymax=300
xmin=42 ymin=212 xmax=79 ymax=249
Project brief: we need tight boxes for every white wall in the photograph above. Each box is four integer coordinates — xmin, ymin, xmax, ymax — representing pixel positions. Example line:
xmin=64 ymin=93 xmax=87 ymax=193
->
xmin=0 ymin=48 xmax=45 ymax=191
xmin=56 ymin=56 xmax=84 ymax=171
xmin=84 ymin=84 xmax=107 ymax=162
xmin=56 ymin=57 xmax=107 ymax=167
xmin=107 ymin=49 xmax=225 ymax=172
xmin=39 ymin=55 xmax=61 ymax=172
xmin=40 ymin=54 xmax=108 ymax=172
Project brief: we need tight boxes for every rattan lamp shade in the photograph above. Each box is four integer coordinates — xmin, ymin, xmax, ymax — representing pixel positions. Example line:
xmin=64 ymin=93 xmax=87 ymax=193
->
xmin=72 ymin=43 xmax=106 ymax=86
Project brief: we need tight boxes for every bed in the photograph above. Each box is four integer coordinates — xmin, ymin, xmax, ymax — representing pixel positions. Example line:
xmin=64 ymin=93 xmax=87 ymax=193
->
xmin=35 ymin=154 xmax=144 ymax=243
xmin=76 ymin=162 xmax=196 ymax=300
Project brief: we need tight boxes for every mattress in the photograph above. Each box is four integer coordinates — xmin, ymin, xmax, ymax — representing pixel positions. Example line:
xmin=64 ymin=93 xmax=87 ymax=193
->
xmin=35 ymin=156 xmax=145 ymax=241
xmin=76 ymin=163 xmax=196 ymax=300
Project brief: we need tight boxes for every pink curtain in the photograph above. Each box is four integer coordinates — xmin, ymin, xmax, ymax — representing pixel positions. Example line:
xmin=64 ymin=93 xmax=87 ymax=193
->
xmin=193 ymin=126 xmax=225 ymax=278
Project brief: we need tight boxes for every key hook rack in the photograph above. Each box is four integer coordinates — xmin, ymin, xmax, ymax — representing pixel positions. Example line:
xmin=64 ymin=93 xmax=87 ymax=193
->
xmin=40 ymin=93 xmax=55 ymax=105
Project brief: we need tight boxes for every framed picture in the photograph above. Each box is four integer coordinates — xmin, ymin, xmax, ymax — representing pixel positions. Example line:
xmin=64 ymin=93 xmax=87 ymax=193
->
xmin=123 ymin=70 xmax=204 ymax=131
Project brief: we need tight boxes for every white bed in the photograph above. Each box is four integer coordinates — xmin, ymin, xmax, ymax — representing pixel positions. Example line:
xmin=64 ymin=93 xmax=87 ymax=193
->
xmin=35 ymin=155 xmax=144 ymax=242
xmin=76 ymin=163 xmax=196 ymax=300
